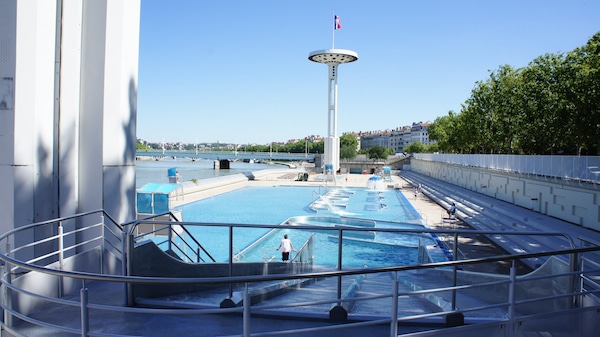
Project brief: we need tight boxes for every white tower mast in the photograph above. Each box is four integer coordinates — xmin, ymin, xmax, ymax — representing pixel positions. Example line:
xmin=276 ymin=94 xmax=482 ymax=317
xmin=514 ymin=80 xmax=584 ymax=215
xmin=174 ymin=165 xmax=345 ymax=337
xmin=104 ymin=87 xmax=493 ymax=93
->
xmin=308 ymin=14 xmax=357 ymax=175
xmin=308 ymin=47 xmax=357 ymax=174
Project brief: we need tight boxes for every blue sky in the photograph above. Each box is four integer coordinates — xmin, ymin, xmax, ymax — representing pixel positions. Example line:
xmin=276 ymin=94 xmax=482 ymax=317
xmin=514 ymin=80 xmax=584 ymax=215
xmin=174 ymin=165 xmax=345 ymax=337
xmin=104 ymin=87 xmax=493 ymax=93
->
xmin=137 ymin=0 xmax=599 ymax=145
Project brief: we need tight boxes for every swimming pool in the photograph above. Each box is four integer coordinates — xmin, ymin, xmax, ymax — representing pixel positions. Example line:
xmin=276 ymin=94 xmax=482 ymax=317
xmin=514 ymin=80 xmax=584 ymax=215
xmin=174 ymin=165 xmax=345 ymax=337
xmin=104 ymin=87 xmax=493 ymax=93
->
xmin=175 ymin=185 xmax=445 ymax=267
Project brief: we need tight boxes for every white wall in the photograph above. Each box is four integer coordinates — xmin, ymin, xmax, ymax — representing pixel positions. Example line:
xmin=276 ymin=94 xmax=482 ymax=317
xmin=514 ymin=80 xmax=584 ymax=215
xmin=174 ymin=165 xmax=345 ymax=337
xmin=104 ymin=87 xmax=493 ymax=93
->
xmin=411 ymin=159 xmax=600 ymax=232
xmin=0 ymin=0 xmax=140 ymax=241
xmin=0 ymin=0 xmax=18 ymax=242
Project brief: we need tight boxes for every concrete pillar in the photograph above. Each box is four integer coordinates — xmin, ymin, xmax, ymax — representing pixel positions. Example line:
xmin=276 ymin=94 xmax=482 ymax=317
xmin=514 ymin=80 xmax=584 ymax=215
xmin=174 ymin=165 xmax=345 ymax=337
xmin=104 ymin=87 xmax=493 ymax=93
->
xmin=0 ymin=1 xmax=140 ymax=244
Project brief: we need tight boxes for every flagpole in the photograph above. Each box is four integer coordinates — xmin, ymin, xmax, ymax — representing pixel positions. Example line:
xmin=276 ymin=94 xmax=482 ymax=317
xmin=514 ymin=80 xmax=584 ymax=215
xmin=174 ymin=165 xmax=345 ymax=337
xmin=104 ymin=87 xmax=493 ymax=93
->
xmin=332 ymin=13 xmax=335 ymax=49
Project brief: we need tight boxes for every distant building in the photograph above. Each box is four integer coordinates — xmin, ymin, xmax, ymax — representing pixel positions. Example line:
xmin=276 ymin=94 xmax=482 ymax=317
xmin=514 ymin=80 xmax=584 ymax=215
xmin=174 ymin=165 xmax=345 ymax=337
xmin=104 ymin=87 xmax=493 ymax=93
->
xmin=390 ymin=126 xmax=412 ymax=153
xmin=359 ymin=122 xmax=435 ymax=153
xmin=410 ymin=122 xmax=432 ymax=146
xmin=359 ymin=131 xmax=391 ymax=150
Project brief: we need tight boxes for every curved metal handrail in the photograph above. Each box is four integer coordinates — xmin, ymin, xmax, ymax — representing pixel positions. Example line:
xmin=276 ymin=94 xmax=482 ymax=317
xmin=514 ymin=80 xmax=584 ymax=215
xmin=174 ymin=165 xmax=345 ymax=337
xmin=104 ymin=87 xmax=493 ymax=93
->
xmin=1 ymin=211 xmax=582 ymax=284
xmin=0 ymin=209 xmax=121 ymax=242
xmin=2 ymin=212 xmax=600 ymax=337
xmin=128 ymin=211 xmax=217 ymax=262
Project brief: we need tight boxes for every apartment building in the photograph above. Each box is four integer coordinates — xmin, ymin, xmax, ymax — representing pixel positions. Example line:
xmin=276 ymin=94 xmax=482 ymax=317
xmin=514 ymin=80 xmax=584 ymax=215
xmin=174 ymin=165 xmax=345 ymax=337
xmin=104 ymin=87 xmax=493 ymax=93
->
xmin=360 ymin=122 xmax=433 ymax=152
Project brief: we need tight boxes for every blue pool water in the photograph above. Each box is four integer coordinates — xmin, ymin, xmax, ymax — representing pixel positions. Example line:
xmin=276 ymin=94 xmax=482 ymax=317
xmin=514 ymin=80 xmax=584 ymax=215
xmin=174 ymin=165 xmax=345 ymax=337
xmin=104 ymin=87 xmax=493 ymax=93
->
xmin=176 ymin=186 xmax=444 ymax=268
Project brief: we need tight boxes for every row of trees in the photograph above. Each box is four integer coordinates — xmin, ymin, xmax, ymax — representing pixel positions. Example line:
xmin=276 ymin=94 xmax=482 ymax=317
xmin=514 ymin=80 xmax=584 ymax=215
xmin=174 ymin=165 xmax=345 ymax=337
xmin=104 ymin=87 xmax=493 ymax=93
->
xmin=238 ymin=141 xmax=323 ymax=154
xmin=429 ymin=31 xmax=600 ymax=155
xmin=240 ymin=134 xmax=394 ymax=160
xmin=137 ymin=133 xmax=398 ymax=160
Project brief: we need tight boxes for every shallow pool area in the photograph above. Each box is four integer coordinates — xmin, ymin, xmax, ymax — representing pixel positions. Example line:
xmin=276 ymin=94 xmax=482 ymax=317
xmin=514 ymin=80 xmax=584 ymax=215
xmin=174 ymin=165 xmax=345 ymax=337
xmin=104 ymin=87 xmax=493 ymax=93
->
xmin=234 ymin=216 xmax=440 ymax=267
xmin=178 ymin=186 xmax=421 ymax=223
xmin=175 ymin=185 xmax=446 ymax=267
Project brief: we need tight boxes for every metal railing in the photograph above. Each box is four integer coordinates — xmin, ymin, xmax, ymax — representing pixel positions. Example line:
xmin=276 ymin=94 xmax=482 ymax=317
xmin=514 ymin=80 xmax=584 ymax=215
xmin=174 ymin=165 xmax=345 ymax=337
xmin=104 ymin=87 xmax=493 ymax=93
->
xmin=1 ymin=211 xmax=600 ymax=337
xmin=413 ymin=154 xmax=600 ymax=185
xmin=290 ymin=233 xmax=315 ymax=263
xmin=128 ymin=212 xmax=216 ymax=263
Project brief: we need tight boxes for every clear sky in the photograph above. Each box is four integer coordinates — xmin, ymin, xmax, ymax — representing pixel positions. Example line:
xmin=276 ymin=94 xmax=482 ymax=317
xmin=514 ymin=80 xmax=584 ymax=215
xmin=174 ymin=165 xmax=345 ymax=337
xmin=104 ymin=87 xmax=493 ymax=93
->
xmin=137 ymin=0 xmax=599 ymax=145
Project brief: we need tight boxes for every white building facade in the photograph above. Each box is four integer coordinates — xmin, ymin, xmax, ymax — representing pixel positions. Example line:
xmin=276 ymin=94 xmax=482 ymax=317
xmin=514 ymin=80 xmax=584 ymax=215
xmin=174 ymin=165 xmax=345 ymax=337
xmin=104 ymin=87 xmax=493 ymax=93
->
xmin=385 ymin=122 xmax=434 ymax=153
xmin=410 ymin=122 xmax=432 ymax=146
xmin=0 ymin=1 xmax=141 ymax=241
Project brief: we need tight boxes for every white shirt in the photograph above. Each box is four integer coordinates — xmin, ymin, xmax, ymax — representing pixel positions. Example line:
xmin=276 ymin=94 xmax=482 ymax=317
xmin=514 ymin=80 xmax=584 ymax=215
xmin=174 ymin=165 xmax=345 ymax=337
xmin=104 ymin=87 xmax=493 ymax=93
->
xmin=279 ymin=239 xmax=292 ymax=253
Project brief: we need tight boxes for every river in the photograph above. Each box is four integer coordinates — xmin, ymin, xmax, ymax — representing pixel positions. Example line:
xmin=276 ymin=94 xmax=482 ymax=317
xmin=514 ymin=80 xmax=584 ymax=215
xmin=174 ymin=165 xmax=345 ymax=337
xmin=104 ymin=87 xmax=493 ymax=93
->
xmin=135 ymin=157 xmax=275 ymax=188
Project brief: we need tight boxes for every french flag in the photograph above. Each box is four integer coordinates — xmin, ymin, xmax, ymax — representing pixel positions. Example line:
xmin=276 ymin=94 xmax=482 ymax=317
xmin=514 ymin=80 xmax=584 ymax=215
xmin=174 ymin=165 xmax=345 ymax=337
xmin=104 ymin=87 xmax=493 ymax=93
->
xmin=334 ymin=15 xmax=341 ymax=29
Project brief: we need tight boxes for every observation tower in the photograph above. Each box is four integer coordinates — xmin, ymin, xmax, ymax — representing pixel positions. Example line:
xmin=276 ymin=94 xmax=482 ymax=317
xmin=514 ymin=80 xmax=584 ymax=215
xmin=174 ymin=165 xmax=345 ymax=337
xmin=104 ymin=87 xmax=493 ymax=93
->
xmin=308 ymin=48 xmax=358 ymax=174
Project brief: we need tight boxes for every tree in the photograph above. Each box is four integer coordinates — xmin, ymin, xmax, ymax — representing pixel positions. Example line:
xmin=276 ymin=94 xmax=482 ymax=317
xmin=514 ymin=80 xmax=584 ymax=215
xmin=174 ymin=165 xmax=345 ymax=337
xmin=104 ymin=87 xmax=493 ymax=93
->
xmin=366 ymin=145 xmax=389 ymax=160
xmin=136 ymin=140 xmax=147 ymax=150
xmin=427 ymin=143 xmax=439 ymax=153
xmin=425 ymin=31 xmax=600 ymax=155
xmin=403 ymin=142 xmax=426 ymax=154
xmin=428 ymin=111 xmax=458 ymax=152
xmin=339 ymin=133 xmax=358 ymax=160
xmin=311 ymin=141 xmax=324 ymax=154
xmin=563 ymin=31 xmax=600 ymax=154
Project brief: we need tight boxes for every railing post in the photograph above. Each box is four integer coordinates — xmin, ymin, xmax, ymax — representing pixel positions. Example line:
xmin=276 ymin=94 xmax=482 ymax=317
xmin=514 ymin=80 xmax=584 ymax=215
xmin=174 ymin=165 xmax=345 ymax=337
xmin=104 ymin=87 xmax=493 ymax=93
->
xmin=100 ymin=215 xmax=105 ymax=274
xmin=569 ymin=251 xmax=581 ymax=308
xmin=243 ymin=283 xmax=251 ymax=337
xmin=390 ymin=271 xmax=399 ymax=337
xmin=81 ymin=287 xmax=89 ymax=336
xmin=126 ymin=233 xmax=135 ymax=306
xmin=58 ymin=222 xmax=64 ymax=298
xmin=452 ymin=232 xmax=458 ymax=310
xmin=121 ymin=231 xmax=128 ymax=306
xmin=507 ymin=261 xmax=517 ymax=337
xmin=337 ymin=228 xmax=343 ymax=302
xmin=229 ymin=226 xmax=234 ymax=298
xmin=2 ymin=260 xmax=12 ymax=328
xmin=168 ymin=224 xmax=173 ymax=253
xmin=58 ymin=222 xmax=64 ymax=269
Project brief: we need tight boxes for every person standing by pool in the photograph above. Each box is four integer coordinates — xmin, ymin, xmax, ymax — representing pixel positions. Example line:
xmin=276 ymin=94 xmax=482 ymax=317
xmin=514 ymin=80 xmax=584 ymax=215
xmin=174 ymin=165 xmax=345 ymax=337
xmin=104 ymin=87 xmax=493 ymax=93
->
xmin=277 ymin=234 xmax=296 ymax=262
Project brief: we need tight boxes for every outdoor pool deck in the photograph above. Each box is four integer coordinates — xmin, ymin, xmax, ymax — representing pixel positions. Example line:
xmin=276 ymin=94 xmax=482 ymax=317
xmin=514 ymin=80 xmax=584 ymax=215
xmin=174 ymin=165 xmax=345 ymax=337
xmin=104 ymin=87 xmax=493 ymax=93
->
xmin=175 ymin=168 xmax=600 ymax=272
xmin=11 ymin=169 xmax=600 ymax=337
xmin=162 ymin=168 xmax=584 ymax=275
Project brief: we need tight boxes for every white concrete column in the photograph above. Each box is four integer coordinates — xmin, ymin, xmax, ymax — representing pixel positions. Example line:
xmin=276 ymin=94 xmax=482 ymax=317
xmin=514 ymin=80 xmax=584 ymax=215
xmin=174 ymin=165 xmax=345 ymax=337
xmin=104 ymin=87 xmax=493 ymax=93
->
xmin=0 ymin=0 xmax=140 ymax=240
xmin=0 ymin=0 xmax=58 ymax=234
xmin=0 ymin=0 xmax=17 ymax=236
xmin=326 ymin=64 xmax=340 ymax=172
xmin=58 ymin=0 xmax=84 ymax=220
xmin=79 ymin=0 xmax=140 ymax=223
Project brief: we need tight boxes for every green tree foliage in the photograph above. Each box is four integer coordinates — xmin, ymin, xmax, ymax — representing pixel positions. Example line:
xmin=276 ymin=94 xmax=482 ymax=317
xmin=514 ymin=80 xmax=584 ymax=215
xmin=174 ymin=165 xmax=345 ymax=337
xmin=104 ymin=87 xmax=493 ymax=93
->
xmin=403 ymin=141 xmax=426 ymax=154
xmin=311 ymin=141 xmax=324 ymax=154
xmin=427 ymin=143 xmax=439 ymax=153
xmin=340 ymin=133 xmax=358 ymax=160
xmin=241 ymin=140 xmax=324 ymax=154
xmin=428 ymin=111 xmax=458 ymax=153
xmin=136 ymin=140 xmax=147 ymax=150
xmin=366 ymin=145 xmax=389 ymax=160
xmin=428 ymin=31 xmax=600 ymax=155
xmin=340 ymin=146 xmax=355 ymax=160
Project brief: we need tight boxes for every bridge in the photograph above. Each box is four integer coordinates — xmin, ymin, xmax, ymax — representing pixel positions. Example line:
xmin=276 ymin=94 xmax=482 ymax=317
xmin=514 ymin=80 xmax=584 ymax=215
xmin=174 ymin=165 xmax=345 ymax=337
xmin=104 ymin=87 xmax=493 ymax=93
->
xmin=136 ymin=150 xmax=316 ymax=162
